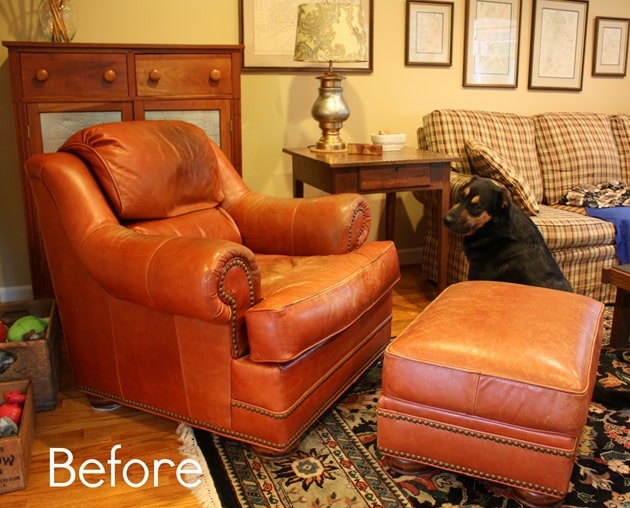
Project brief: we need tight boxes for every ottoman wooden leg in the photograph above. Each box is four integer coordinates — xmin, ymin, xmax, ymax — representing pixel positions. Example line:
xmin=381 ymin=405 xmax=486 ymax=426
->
xmin=513 ymin=487 xmax=565 ymax=508
xmin=383 ymin=456 xmax=433 ymax=475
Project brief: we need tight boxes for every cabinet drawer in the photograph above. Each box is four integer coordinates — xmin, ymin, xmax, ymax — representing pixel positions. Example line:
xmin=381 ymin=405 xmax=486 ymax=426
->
xmin=359 ymin=165 xmax=430 ymax=191
xmin=20 ymin=53 xmax=129 ymax=98
xmin=135 ymin=54 xmax=233 ymax=96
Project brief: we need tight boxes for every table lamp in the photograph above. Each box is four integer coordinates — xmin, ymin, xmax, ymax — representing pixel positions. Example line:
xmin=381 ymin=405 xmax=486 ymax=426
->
xmin=294 ymin=3 xmax=368 ymax=153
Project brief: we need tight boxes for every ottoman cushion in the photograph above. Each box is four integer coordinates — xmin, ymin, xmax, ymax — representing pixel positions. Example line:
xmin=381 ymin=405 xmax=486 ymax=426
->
xmin=383 ymin=281 xmax=604 ymax=436
xmin=377 ymin=280 xmax=604 ymax=503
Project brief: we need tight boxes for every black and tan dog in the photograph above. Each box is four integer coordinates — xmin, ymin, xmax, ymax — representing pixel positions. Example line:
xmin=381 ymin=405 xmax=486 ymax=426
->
xmin=443 ymin=176 xmax=573 ymax=292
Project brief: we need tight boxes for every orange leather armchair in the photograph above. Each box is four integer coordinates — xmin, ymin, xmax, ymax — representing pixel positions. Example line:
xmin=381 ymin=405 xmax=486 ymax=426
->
xmin=25 ymin=120 xmax=400 ymax=455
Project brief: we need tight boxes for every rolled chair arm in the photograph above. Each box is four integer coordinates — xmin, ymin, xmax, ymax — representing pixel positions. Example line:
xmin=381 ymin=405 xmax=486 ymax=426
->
xmin=224 ymin=191 xmax=372 ymax=255
xmin=79 ymin=226 xmax=261 ymax=323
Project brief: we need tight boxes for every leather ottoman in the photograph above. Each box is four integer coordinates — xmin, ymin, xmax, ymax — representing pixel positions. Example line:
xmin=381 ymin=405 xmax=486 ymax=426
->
xmin=377 ymin=281 xmax=604 ymax=507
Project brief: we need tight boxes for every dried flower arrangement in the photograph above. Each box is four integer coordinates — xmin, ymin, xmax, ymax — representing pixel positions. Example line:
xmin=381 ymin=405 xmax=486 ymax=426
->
xmin=39 ymin=0 xmax=75 ymax=42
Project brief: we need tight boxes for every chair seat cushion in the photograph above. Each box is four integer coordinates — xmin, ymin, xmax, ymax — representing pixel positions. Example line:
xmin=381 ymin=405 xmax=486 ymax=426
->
xmin=383 ymin=281 xmax=604 ymax=435
xmin=245 ymin=241 xmax=400 ymax=362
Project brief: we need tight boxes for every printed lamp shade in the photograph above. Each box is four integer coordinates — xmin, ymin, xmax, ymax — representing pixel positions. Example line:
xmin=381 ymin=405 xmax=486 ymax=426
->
xmin=294 ymin=3 xmax=368 ymax=63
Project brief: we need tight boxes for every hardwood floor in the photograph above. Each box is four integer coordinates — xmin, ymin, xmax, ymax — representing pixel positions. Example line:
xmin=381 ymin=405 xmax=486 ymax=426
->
xmin=2 ymin=265 xmax=436 ymax=507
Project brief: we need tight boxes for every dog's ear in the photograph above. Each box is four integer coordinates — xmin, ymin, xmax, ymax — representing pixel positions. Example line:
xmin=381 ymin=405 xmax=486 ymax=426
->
xmin=487 ymin=179 xmax=511 ymax=209
xmin=499 ymin=187 xmax=510 ymax=209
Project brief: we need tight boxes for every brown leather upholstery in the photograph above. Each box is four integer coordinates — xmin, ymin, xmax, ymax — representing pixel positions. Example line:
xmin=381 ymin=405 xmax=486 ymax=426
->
xmin=26 ymin=120 xmax=400 ymax=455
xmin=377 ymin=281 xmax=604 ymax=507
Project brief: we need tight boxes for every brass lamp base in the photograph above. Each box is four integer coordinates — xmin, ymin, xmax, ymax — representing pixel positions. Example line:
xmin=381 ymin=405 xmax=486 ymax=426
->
xmin=309 ymin=70 xmax=350 ymax=153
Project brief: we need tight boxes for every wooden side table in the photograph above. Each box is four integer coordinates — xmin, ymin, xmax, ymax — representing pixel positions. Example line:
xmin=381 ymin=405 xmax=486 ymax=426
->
xmin=283 ymin=147 xmax=458 ymax=292
xmin=602 ymin=264 xmax=630 ymax=347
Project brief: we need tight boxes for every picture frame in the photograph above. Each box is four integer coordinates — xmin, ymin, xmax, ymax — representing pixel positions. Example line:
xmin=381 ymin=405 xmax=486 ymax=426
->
xmin=405 ymin=1 xmax=453 ymax=66
xmin=528 ymin=0 xmax=589 ymax=90
xmin=238 ymin=0 xmax=373 ymax=73
xmin=463 ymin=0 xmax=521 ymax=87
xmin=592 ymin=17 xmax=630 ymax=77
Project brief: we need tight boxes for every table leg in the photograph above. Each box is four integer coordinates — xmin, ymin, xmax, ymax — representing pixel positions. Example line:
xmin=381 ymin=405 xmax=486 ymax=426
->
xmin=610 ymin=288 xmax=630 ymax=348
xmin=385 ymin=192 xmax=396 ymax=241
xmin=294 ymin=179 xmax=304 ymax=198
xmin=436 ymin=188 xmax=449 ymax=292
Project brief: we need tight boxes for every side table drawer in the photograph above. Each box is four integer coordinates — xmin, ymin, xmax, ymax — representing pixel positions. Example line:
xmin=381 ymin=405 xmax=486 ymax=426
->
xmin=359 ymin=165 xmax=430 ymax=191
xmin=135 ymin=54 xmax=233 ymax=96
xmin=20 ymin=52 xmax=129 ymax=98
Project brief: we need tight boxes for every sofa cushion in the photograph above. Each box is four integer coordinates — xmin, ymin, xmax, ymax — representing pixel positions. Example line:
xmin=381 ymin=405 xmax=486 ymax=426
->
xmin=60 ymin=120 xmax=224 ymax=220
xmin=422 ymin=110 xmax=544 ymax=202
xmin=534 ymin=113 xmax=622 ymax=204
xmin=245 ymin=241 xmax=400 ymax=363
xmin=465 ymin=139 xmax=540 ymax=215
xmin=531 ymin=205 xmax=616 ymax=250
xmin=610 ymin=114 xmax=630 ymax=183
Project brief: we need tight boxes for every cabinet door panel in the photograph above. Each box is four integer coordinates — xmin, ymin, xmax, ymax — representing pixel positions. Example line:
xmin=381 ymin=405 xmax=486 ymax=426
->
xmin=26 ymin=102 xmax=133 ymax=155
xmin=139 ymin=99 xmax=232 ymax=164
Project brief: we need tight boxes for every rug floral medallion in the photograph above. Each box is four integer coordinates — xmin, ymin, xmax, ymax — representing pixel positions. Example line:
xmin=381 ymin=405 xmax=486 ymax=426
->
xmin=196 ymin=316 xmax=630 ymax=507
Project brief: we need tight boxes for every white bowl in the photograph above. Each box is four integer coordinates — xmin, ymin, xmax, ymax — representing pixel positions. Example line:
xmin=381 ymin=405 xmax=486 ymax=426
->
xmin=371 ymin=133 xmax=407 ymax=151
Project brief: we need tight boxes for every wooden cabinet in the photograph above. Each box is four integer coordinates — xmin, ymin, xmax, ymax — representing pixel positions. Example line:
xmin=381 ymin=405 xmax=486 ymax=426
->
xmin=3 ymin=42 xmax=243 ymax=298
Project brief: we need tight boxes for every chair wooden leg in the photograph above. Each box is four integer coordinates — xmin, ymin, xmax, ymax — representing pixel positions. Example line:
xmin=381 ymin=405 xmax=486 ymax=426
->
xmin=87 ymin=394 xmax=122 ymax=412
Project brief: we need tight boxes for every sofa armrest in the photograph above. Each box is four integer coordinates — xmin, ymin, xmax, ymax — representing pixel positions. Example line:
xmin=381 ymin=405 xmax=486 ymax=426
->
xmin=224 ymin=191 xmax=371 ymax=255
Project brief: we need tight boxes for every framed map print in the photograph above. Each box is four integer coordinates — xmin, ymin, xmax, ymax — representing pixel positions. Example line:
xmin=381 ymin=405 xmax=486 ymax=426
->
xmin=405 ymin=1 xmax=454 ymax=66
xmin=239 ymin=0 xmax=373 ymax=72
xmin=592 ymin=17 xmax=630 ymax=77
xmin=528 ymin=0 xmax=589 ymax=90
xmin=463 ymin=0 xmax=522 ymax=87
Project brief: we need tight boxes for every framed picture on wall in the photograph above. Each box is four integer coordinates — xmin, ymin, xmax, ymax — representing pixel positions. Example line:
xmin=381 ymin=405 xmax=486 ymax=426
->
xmin=405 ymin=1 xmax=454 ymax=66
xmin=239 ymin=0 xmax=374 ymax=72
xmin=592 ymin=17 xmax=630 ymax=77
xmin=528 ymin=0 xmax=589 ymax=90
xmin=463 ymin=0 xmax=522 ymax=87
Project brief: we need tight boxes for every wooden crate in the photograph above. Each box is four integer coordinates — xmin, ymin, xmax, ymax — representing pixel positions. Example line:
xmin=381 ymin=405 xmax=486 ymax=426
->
xmin=0 ymin=380 xmax=34 ymax=493
xmin=0 ymin=299 xmax=60 ymax=411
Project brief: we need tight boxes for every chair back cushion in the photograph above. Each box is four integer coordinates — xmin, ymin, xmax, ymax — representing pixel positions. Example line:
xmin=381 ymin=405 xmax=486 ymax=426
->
xmin=60 ymin=120 xmax=224 ymax=220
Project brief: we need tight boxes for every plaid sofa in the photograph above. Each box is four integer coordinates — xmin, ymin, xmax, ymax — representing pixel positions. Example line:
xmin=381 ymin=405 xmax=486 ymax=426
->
xmin=415 ymin=110 xmax=630 ymax=303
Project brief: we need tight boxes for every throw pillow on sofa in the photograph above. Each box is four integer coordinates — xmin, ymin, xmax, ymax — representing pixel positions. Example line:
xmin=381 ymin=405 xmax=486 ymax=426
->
xmin=465 ymin=139 xmax=540 ymax=215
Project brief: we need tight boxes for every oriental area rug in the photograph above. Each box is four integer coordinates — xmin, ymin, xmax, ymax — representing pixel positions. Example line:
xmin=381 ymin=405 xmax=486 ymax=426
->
xmin=178 ymin=311 xmax=630 ymax=508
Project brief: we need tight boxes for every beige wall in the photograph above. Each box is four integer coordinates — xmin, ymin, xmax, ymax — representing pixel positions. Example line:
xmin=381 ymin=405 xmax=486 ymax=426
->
xmin=1 ymin=0 xmax=630 ymax=295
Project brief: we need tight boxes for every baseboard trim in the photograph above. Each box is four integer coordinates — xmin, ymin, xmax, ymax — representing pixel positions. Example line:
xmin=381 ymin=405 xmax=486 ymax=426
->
xmin=0 ymin=285 xmax=34 ymax=303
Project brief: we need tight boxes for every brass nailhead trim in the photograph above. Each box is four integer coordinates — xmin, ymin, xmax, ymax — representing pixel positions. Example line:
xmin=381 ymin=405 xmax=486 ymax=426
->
xmin=79 ymin=328 xmax=388 ymax=454
xmin=378 ymin=446 xmax=566 ymax=497
xmin=349 ymin=205 xmax=369 ymax=251
xmin=232 ymin=318 xmax=390 ymax=419
xmin=217 ymin=258 xmax=256 ymax=358
xmin=376 ymin=410 xmax=575 ymax=458
xmin=80 ymin=386 xmax=293 ymax=450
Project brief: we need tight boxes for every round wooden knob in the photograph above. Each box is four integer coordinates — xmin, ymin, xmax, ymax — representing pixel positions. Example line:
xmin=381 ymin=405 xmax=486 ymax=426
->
xmin=209 ymin=68 xmax=221 ymax=82
xmin=102 ymin=69 xmax=116 ymax=82
xmin=149 ymin=69 xmax=161 ymax=82
xmin=35 ymin=68 xmax=49 ymax=82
